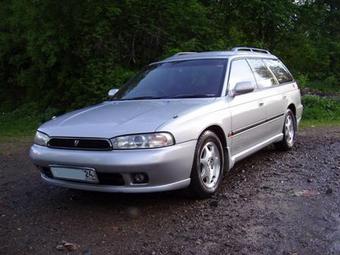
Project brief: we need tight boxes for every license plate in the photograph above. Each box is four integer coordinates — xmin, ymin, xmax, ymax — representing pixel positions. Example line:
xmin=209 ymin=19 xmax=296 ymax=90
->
xmin=50 ymin=166 xmax=99 ymax=183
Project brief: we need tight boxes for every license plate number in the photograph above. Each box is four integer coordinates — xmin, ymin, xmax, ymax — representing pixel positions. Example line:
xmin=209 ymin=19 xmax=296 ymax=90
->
xmin=50 ymin=166 xmax=99 ymax=183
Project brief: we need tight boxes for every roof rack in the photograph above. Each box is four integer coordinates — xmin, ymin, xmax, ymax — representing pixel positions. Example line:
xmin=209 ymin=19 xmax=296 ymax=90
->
xmin=231 ymin=47 xmax=271 ymax=55
xmin=173 ymin=52 xmax=197 ymax=56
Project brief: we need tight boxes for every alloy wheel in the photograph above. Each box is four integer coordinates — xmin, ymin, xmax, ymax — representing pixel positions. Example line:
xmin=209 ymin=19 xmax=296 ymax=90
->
xmin=199 ymin=141 xmax=221 ymax=189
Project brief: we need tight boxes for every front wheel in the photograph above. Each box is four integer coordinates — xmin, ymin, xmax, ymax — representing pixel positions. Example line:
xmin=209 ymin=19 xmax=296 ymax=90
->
xmin=275 ymin=109 xmax=296 ymax=151
xmin=189 ymin=130 xmax=225 ymax=198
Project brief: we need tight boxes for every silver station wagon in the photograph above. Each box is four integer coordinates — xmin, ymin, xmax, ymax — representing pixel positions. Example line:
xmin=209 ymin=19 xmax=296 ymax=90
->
xmin=30 ymin=47 xmax=303 ymax=198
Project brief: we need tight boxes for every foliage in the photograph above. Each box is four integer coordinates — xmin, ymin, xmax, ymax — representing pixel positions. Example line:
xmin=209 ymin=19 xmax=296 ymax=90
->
xmin=0 ymin=0 xmax=339 ymax=115
xmin=307 ymin=79 xmax=340 ymax=94
xmin=295 ymin=73 xmax=310 ymax=88
xmin=302 ymin=95 xmax=340 ymax=121
xmin=0 ymin=103 xmax=42 ymax=137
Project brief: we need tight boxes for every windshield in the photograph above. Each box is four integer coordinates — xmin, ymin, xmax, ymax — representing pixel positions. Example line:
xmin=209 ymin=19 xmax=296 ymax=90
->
xmin=113 ymin=59 xmax=227 ymax=100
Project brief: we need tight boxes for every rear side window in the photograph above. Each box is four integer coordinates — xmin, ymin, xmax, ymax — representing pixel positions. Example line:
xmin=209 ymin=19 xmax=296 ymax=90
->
xmin=228 ymin=59 xmax=256 ymax=91
xmin=247 ymin=59 xmax=278 ymax=88
xmin=263 ymin=59 xmax=293 ymax=84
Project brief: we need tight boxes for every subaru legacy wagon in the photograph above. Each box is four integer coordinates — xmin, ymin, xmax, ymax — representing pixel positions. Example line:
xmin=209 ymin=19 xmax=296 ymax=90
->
xmin=30 ymin=47 xmax=303 ymax=198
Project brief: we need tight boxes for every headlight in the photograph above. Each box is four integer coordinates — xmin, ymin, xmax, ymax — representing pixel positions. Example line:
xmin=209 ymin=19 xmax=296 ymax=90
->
xmin=111 ymin=132 xmax=175 ymax=149
xmin=34 ymin=131 xmax=50 ymax=146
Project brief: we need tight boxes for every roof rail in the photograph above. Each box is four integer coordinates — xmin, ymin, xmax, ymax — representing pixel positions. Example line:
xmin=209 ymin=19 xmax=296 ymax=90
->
xmin=231 ymin=47 xmax=271 ymax=55
xmin=173 ymin=52 xmax=197 ymax=56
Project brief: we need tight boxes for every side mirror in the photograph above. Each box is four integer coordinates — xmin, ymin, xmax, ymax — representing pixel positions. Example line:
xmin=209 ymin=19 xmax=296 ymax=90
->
xmin=233 ymin=81 xmax=255 ymax=96
xmin=108 ymin=88 xmax=119 ymax=97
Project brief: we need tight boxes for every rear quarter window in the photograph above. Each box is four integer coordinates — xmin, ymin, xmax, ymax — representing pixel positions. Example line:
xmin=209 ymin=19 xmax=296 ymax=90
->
xmin=263 ymin=59 xmax=293 ymax=84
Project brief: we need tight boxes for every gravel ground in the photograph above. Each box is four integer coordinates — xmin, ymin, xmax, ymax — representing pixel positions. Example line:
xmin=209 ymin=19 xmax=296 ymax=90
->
xmin=0 ymin=127 xmax=339 ymax=255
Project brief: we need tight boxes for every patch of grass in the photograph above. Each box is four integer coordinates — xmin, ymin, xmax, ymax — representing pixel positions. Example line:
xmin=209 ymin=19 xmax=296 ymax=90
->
xmin=299 ymin=95 xmax=340 ymax=128
xmin=0 ymin=112 xmax=41 ymax=139
xmin=302 ymin=95 xmax=340 ymax=121
xmin=0 ymin=103 xmax=60 ymax=140
xmin=300 ymin=119 xmax=340 ymax=129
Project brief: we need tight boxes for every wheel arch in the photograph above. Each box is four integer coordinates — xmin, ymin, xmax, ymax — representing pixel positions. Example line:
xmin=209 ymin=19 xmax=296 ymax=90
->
xmin=287 ymin=103 xmax=296 ymax=118
xmin=202 ymin=125 xmax=227 ymax=149
xmin=200 ymin=124 xmax=232 ymax=170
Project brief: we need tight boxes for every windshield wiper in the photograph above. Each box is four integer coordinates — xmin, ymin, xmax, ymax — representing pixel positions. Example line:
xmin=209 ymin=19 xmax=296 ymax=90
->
xmin=114 ymin=94 xmax=216 ymax=100
xmin=172 ymin=94 xmax=216 ymax=99
xmin=120 ymin=96 xmax=166 ymax=100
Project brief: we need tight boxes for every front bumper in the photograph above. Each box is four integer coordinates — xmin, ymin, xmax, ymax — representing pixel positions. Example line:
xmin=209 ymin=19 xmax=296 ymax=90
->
xmin=29 ymin=140 xmax=196 ymax=193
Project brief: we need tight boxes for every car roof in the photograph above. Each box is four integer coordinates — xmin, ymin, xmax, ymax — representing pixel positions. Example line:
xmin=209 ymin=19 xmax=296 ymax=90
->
xmin=153 ymin=48 xmax=279 ymax=64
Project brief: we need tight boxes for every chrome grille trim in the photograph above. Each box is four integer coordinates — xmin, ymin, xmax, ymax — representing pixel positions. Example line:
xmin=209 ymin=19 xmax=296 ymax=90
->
xmin=48 ymin=137 xmax=112 ymax=151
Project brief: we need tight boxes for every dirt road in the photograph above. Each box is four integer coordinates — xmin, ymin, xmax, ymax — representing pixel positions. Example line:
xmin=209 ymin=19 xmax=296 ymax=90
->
xmin=1 ymin=127 xmax=339 ymax=255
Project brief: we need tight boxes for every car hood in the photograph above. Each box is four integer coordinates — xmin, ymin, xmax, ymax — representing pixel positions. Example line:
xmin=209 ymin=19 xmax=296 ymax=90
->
xmin=39 ymin=99 xmax=216 ymax=138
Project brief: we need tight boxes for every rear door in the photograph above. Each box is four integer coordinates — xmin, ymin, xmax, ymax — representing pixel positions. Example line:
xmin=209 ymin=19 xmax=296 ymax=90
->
xmin=262 ymin=59 xmax=295 ymax=136
xmin=226 ymin=59 xmax=267 ymax=156
xmin=247 ymin=58 xmax=286 ymax=139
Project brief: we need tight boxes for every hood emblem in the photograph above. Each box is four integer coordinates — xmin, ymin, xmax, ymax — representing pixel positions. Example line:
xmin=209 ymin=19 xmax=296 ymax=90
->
xmin=74 ymin=139 xmax=80 ymax=147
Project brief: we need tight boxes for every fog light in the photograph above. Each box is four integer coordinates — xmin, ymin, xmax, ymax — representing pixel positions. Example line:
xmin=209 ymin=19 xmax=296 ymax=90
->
xmin=131 ymin=173 xmax=148 ymax=184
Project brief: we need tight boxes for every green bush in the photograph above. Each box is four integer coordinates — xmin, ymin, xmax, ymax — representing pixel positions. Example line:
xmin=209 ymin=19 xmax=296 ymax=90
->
xmin=306 ymin=79 xmax=340 ymax=94
xmin=0 ymin=103 xmax=56 ymax=137
xmin=302 ymin=95 xmax=340 ymax=121
xmin=295 ymin=74 xmax=309 ymax=88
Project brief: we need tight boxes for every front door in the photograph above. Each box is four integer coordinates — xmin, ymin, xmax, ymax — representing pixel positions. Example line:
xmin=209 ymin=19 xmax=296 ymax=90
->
xmin=226 ymin=59 xmax=267 ymax=156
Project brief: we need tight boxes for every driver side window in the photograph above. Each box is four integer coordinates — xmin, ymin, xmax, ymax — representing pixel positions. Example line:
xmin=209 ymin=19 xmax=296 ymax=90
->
xmin=228 ymin=59 xmax=256 ymax=92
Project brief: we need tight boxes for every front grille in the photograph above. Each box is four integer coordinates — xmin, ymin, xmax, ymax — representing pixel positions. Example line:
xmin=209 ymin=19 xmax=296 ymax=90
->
xmin=48 ymin=138 xmax=112 ymax=150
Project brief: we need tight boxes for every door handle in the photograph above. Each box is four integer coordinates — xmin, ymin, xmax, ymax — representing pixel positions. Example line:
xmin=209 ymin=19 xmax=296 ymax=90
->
xmin=259 ymin=102 xmax=264 ymax=107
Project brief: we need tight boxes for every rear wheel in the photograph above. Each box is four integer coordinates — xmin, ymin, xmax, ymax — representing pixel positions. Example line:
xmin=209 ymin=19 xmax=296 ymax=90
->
xmin=275 ymin=109 xmax=296 ymax=151
xmin=189 ymin=130 xmax=225 ymax=198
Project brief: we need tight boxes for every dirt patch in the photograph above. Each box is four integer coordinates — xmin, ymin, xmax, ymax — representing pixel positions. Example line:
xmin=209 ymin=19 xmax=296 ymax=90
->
xmin=0 ymin=127 xmax=339 ymax=255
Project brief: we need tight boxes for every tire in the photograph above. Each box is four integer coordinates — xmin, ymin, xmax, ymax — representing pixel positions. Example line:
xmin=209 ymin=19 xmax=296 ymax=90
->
xmin=275 ymin=109 xmax=296 ymax=151
xmin=189 ymin=130 xmax=225 ymax=198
